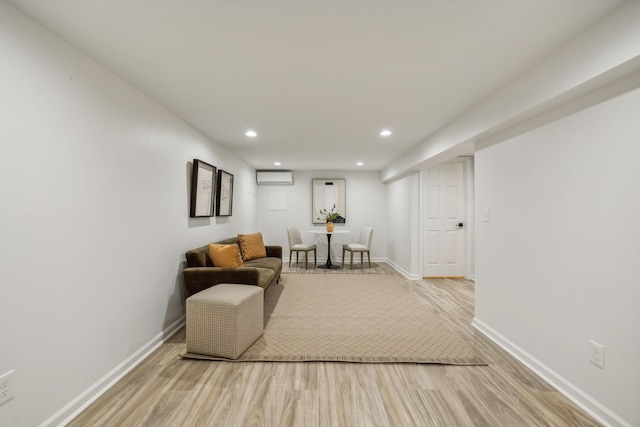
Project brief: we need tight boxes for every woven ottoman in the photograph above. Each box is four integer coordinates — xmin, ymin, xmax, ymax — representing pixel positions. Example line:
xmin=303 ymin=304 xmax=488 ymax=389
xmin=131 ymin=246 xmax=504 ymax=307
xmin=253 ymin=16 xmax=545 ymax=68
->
xmin=186 ymin=284 xmax=264 ymax=359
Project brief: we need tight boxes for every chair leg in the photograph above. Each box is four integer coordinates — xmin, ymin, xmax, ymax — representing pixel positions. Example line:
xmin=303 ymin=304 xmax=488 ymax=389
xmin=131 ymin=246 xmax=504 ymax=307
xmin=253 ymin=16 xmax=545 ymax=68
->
xmin=296 ymin=252 xmax=299 ymax=265
xmin=304 ymin=251 xmax=308 ymax=269
xmin=314 ymin=248 xmax=317 ymax=266
xmin=342 ymin=248 xmax=345 ymax=266
xmin=367 ymin=251 xmax=371 ymax=268
xmin=360 ymin=252 xmax=363 ymax=267
xmin=350 ymin=251 xmax=353 ymax=269
xmin=289 ymin=250 xmax=292 ymax=267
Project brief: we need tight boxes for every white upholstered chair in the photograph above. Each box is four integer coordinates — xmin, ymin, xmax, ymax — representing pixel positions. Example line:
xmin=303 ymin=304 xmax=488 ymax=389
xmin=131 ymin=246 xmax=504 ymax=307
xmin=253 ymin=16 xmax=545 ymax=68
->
xmin=287 ymin=227 xmax=317 ymax=269
xmin=342 ymin=227 xmax=373 ymax=269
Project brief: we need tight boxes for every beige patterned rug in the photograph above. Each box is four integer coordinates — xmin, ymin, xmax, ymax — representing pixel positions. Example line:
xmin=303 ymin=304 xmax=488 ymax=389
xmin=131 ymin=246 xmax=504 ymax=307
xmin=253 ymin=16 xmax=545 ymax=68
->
xmin=181 ymin=274 xmax=485 ymax=365
xmin=282 ymin=262 xmax=387 ymax=274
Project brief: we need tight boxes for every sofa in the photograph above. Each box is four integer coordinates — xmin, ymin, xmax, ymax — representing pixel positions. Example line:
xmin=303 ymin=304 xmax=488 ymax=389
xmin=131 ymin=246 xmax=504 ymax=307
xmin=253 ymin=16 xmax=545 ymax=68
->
xmin=183 ymin=235 xmax=282 ymax=298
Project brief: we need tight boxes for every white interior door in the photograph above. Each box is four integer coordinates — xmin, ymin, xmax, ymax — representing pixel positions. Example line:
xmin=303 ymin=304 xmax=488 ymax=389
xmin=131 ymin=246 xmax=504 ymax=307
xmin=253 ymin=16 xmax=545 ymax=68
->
xmin=423 ymin=161 xmax=465 ymax=277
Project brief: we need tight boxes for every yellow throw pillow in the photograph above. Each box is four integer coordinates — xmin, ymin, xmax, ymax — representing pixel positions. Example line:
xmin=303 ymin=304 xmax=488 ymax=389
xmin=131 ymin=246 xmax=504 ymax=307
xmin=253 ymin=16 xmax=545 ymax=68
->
xmin=238 ymin=232 xmax=267 ymax=261
xmin=208 ymin=244 xmax=243 ymax=267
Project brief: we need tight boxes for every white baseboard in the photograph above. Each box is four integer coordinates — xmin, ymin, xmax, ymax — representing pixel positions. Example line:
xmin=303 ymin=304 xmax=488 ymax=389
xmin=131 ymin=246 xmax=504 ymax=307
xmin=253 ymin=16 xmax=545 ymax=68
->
xmin=471 ymin=318 xmax=631 ymax=427
xmin=384 ymin=259 xmax=421 ymax=280
xmin=42 ymin=316 xmax=186 ymax=427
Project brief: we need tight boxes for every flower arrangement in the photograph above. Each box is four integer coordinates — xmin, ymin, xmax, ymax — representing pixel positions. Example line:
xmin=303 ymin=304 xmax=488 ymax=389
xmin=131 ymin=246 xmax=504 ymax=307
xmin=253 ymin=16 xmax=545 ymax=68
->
xmin=317 ymin=204 xmax=341 ymax=222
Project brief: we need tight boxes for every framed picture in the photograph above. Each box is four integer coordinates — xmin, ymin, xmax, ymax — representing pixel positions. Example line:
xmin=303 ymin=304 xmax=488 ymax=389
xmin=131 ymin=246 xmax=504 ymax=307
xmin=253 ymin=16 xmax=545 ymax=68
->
xmin=312 ymin=178 xmax=346 ymax=224
xmin=216 ymin=169 xmax=234 ymax=216
xmin=189 ymin=159 xmax=216 ymax=217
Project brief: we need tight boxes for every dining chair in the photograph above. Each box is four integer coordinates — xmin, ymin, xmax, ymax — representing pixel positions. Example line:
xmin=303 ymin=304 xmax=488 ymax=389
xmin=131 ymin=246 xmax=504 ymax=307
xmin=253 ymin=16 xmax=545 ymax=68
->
xmin=342 ymin=227 xmax=373 ymax=269
xmin=287 ymin=227 xmax=317 ymax=269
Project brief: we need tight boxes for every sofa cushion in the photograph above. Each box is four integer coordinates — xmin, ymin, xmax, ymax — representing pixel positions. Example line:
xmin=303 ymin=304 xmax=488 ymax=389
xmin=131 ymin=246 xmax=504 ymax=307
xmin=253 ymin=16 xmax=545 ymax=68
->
xmin=252 ymin=267 xmax=275 ymax=289
xmin=238 ymin=232 xmax=267 ymax=261
xmin=245 ymin=256 xmax=282 ymax=273
xmin=208 ymin=244 xmax=243 ymax=267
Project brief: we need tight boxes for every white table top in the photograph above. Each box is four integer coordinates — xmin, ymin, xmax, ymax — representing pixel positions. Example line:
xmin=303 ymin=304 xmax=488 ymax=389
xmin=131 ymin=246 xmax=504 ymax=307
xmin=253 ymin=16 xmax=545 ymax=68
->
xmin=308 ymin=229 xmax=350 ymax=235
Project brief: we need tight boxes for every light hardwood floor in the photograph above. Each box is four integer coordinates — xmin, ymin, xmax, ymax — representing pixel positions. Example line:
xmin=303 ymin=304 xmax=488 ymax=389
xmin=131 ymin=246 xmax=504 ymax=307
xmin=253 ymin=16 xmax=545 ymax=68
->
xmin=68 ymin=266 xmax=601 ymax=426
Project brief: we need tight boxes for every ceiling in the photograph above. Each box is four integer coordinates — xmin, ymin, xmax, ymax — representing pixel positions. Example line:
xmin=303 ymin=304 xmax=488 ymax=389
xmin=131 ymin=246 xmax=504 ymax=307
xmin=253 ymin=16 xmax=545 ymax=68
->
xmin=8 ymin=0 xmax=625 ymax=171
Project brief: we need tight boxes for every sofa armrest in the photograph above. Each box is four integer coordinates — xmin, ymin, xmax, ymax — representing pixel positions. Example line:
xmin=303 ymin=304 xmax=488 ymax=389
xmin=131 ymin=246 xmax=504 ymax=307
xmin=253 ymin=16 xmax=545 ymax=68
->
xmin=183 ymin=267 xmax=261 ymax=298
xmin=265 ymin=245 xmax=282 ymax=259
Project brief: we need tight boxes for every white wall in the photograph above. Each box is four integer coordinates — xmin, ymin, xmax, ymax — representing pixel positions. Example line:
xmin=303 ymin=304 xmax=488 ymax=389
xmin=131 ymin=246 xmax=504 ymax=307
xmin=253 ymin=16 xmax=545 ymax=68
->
xmin=474 ymin=87 xmax=640 ymax=426
xmin=385 ymin=173 xmax=420 ymax=278
xmin=256 ymin=170 xmax=387 ymax=264
xmin=0 ymin=3 xmax=257 ymax=426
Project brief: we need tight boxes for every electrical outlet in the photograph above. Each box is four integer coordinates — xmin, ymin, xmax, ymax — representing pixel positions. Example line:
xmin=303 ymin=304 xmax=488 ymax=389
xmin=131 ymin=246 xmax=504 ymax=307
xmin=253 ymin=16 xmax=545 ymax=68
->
xmin=589 ymin=340 xmax=604 ymax=369
xmin=0 ymin=370 xmax=15 ymax=405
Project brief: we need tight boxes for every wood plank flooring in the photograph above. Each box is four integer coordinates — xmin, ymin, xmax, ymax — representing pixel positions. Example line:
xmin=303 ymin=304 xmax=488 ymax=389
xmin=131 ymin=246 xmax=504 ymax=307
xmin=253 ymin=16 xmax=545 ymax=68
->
xmin=67 ymin=266 xmax=601 ymax=426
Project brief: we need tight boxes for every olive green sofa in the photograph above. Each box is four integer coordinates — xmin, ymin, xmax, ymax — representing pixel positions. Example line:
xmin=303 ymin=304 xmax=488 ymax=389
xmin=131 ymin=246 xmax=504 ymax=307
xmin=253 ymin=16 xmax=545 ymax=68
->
xmin=183 ymin=237 xmax=282 ymax=298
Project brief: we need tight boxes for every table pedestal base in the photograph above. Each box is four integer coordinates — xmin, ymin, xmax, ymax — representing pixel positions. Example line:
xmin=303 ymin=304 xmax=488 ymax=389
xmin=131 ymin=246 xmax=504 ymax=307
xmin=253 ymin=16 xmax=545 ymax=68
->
xmin=318 ymin=263 xmax=341 ymax=270
xmin=317 ymin=232 xmax=341 ymax=270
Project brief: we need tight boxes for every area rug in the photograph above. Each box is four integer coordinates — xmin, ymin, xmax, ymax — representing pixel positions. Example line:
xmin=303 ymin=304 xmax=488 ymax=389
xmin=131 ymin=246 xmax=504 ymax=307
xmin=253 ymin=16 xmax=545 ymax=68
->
xmin=282 ymin=262 xmax=387 ymax=274
xmin=181 ymin=274 xmax=485 ymax=365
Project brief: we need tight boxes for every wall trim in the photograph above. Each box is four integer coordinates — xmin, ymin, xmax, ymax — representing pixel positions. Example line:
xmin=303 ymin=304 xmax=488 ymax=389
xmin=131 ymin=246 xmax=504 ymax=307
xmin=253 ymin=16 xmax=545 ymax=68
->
xmin=42 ymin=316 xmax=186 ymax=427
xmin=385 ymin=259 xmax=421 ymax=280
xmin=471 ymin=318 xmax=631 ymax=427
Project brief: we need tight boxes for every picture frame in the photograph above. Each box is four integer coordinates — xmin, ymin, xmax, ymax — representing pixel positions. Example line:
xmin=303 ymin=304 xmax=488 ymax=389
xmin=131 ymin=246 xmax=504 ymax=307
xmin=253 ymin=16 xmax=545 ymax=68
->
xmin=312 ymin=178 xmax=346 ymax=224
xmin=216 ymin=169 xmax=234 ymax=216
xmin=189 ymin=159 xmax=216 ymax=218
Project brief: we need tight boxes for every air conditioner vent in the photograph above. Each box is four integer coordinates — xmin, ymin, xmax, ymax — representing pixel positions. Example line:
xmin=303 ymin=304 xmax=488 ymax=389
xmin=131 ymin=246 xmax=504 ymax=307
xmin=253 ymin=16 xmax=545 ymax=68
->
xmin=256 ymin=170 xmax=293 ymax=185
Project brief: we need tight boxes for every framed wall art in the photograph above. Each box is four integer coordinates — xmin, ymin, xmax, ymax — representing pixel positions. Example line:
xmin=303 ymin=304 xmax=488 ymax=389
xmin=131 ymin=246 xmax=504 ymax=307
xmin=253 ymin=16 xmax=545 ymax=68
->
xmin=312 ymin=178 xmax=346 ymax=224
xmin=189 ymin=159 xmax=216 ymax=217
xmin=216 ymin=169 xmax=234 ymax=216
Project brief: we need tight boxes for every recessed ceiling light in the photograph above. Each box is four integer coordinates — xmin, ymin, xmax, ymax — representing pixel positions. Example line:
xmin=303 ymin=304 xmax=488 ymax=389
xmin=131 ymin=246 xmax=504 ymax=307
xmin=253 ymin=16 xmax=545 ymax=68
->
xmin=245 ymin=130 xmax=257 ymax=137
xmin=380 ymin=129 xmax=392 ymax=137
xmin=274 ymin=162 xmax=281 ymax=166
xmin=356 ymin=162 xmax=364 ymax=166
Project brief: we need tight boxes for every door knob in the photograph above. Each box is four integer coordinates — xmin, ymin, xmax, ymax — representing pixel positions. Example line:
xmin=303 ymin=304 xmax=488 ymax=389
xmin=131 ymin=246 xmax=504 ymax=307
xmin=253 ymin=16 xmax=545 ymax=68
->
xmin=456 ymin=222 xmax=464 ymax=228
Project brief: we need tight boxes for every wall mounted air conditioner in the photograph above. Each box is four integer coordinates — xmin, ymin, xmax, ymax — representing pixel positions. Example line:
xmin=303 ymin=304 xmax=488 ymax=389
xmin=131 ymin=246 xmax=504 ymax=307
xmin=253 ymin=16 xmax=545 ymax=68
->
xmin=256 ymin=170 xmax=293 ymax=185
